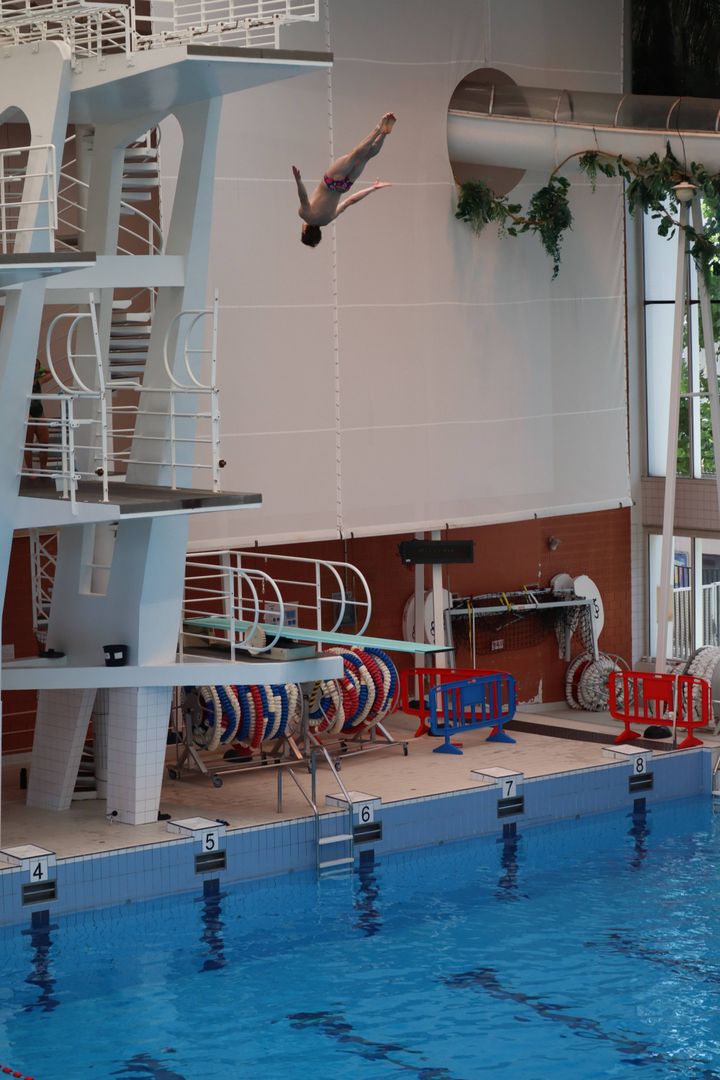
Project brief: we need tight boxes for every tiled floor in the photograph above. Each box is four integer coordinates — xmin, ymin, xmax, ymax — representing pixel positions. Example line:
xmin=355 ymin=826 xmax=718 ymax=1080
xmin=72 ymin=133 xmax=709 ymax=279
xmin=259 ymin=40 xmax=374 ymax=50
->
xmin=1 ymin=706 xmax=714 ymax=859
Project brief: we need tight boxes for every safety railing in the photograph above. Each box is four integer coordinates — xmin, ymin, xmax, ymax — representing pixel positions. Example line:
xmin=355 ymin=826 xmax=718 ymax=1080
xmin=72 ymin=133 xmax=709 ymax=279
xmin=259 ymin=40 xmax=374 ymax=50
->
xmin=0 ymin=144 xmax=57 ymax=253
xmin=183 ymin=558 xmax=287 ymax=659
xmin=22 ymin=296 xmax=108 ymax=512
xmin=0 ymin=0 xmax=319 ymax=62
xmin=0 ymin=0 xmax=132 ymax=62
xmin=182 ymin=549 xmax=372 ymax=658
xmin=428 ymin=674 xmax=517 ymax=756
xmin=609 ymin=669 xmax=710 ymax=749
xmin=134 ymin=0 xmax=319 ymax=50
xmin=118 ymin=292 xmax=222 ymax=490
xmin=22 ymin=293 xmax=224 ymax=507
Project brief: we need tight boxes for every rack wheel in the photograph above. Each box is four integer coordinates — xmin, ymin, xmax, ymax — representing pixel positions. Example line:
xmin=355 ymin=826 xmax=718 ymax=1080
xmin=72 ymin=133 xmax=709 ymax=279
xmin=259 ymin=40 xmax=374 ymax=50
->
xmin=167 ymin=767 xmax=178 ymax=780
xmin=335 ymin=760 xmax=342 ymax=771
xmin=402 ymin=742 xmax=409 ymax=756
xmin=211 ymin=775 xmax=223 ymax=789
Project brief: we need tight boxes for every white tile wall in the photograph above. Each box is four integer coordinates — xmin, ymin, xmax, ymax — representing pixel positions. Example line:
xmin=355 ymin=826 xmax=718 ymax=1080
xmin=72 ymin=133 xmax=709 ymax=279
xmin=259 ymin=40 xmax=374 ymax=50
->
xmin=105 ymin=687 xmax=172 ymax=825
xmin=26 ymin=688 xmax=97 ymax=811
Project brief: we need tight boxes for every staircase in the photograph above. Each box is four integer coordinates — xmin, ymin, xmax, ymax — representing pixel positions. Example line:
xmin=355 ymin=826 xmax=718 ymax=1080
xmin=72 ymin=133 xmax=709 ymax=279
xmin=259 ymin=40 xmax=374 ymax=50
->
xmin=121 ymin=135 xmax=160 ymax=210
xmin=110 ymin=133 xmax=161 ymax=381
xmin=109 ymin=297 xmax=153 ymax=380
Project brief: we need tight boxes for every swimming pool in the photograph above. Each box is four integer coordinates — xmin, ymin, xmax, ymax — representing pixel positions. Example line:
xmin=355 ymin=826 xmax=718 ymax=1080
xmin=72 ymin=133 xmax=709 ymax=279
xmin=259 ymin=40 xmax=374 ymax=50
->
xmin=2 ymin=795 xmax=719 ymax=1079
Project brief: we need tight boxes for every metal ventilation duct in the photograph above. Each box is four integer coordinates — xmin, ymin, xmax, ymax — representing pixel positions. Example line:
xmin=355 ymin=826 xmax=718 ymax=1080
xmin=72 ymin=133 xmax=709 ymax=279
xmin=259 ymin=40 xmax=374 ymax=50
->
xmin=447 ymin=85 xmax=720 ymax=172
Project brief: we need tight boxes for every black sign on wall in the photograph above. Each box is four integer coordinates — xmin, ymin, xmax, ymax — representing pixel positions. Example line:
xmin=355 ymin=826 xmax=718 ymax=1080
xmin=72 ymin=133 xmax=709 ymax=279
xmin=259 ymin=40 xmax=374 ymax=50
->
xmin=398 ymin=539 xmax=475 ymax=565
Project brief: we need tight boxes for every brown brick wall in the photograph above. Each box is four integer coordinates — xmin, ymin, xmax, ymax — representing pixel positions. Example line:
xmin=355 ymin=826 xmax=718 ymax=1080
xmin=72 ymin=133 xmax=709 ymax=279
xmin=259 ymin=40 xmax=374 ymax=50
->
xmin=254 ymin=506 xmax=632 ymax=705
xmin=0 ymin=506 xmax=632 ymax=753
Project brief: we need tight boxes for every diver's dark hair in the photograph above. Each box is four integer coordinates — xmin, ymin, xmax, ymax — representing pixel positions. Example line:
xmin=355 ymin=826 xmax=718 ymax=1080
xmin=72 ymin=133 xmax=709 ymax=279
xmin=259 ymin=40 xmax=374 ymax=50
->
xmin=301 ymin=224 xmax=322 ymax=247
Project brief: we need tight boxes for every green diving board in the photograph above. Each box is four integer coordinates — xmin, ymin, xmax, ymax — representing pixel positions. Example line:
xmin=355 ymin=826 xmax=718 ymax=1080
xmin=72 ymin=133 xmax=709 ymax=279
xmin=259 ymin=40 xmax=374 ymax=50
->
xmin=184 ymin=616 xmax=451 ymax=654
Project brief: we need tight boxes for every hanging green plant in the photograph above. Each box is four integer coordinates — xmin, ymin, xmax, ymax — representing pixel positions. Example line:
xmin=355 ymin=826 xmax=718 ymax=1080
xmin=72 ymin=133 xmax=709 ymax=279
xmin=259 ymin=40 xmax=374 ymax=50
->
xmin=454 ymin=181 xmax=522 ymax=236
xmin=455 ymin=176 xmax=571 ymax=278
xmin=524 ymin=176 xmax=572 ymax=279
xmin=455 ymin=144 xmax=720 ymax=282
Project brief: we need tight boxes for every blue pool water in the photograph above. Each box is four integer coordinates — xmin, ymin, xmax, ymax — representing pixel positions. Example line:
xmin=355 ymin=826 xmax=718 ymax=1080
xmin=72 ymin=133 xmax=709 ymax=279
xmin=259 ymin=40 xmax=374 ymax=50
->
xmin=2 ymin=797 xmax=720 ymax=1079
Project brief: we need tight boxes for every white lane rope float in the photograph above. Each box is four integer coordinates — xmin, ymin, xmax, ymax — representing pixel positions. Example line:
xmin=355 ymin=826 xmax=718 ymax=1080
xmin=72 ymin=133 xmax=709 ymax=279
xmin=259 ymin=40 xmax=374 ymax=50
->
xmin=565 ymin=651 xmax=628 ymax=712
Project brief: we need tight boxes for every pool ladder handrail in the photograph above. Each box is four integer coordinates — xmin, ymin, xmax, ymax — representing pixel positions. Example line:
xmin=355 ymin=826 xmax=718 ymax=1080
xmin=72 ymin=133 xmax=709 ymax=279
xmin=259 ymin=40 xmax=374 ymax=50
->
xmin=278 ymin=746 xmax=355 ymax=876
xmin=713 ymin=752 xmax=720 ymax=796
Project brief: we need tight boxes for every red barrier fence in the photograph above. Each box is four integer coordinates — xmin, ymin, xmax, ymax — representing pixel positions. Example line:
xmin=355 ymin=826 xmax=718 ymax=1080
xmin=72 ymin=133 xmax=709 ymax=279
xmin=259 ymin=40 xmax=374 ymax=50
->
xmin=399 ymin=666 xmax=509 ymax=737
xmin=609 ymin=669 xmax=711 ymax=749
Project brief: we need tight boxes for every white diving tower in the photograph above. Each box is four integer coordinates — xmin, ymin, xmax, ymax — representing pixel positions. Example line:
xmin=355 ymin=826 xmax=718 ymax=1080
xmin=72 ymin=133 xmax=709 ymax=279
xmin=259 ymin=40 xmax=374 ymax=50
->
xmin=0 ymin=0 xmax=348 ymax=830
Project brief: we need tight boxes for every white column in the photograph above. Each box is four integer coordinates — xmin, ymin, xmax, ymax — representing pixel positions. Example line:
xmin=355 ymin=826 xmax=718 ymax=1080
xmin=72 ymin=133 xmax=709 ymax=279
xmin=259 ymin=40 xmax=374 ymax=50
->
xmin=26 ymin=688 xmax=97 ymax=810
xmin=430 ymin=529 xmax=447 ymax=669
xmin=655 ymin=188 xmax=692 ymax=674
xmin=692 ymin=198 xmax=720 ymax=526
xmin=105 ymin=686 xmax=172 ymax=825
xmin=414 ymin=531 xmax=424 ymax=674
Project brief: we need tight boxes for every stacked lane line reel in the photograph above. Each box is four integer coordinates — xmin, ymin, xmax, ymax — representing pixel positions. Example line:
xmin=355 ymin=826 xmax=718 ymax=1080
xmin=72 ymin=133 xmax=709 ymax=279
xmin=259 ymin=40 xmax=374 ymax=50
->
xmin=189 ymin=682 xmax=303 ymax=753
xmin=307 ymin=646 xmax=398 ymax=737
xmin=684 ymin=646 xmax=720 ymax=724
xmin=184 ymin=646 xmax=399 ymax=753
xmin=565 ymin=651 xmax=629 ymax=712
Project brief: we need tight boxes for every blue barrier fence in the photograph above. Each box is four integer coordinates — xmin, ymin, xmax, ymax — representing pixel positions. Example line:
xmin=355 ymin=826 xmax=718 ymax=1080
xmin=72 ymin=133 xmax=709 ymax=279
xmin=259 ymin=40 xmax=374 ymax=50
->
xmin=429 ymin=673 xmax=517 ymax=755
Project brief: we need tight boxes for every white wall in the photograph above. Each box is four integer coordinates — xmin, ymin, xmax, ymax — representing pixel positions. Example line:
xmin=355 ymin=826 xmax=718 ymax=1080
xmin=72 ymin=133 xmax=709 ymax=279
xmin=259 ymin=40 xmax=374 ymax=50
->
xmin=163 ymin=0 xmax=629 ymax=548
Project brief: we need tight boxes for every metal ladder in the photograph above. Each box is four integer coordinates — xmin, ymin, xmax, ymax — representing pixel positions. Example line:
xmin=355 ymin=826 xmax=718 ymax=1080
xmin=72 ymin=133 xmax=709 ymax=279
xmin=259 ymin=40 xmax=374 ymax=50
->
xmin=282 ymin=747 xmax=356 ymax=878
xmin=313 ymin=746 xmax=355 ymax=876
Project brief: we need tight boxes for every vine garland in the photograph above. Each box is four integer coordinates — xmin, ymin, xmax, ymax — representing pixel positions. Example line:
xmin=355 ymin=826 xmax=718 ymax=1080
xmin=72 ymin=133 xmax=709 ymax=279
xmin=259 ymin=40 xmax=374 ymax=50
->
xmin=454 ymin=145 xmax=720 ymax=280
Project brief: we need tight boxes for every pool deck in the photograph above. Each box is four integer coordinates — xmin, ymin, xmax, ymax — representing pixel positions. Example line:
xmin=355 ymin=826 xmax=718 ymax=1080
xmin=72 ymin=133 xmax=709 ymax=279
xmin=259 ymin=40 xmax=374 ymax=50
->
xmin=2 ymin=705 xmax=717 ymax=860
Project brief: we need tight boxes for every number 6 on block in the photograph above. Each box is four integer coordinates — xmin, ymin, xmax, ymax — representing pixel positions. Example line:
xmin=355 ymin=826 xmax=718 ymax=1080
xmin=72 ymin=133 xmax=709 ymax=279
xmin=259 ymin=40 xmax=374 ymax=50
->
xmin=357 ymin=803 xmax=373 ymax=825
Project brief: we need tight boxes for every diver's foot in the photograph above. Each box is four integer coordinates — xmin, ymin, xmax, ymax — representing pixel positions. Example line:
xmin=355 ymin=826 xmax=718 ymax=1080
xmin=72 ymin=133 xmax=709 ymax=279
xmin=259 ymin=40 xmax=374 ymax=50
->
xmin=380 ymin=112 xmax=396 ymax=134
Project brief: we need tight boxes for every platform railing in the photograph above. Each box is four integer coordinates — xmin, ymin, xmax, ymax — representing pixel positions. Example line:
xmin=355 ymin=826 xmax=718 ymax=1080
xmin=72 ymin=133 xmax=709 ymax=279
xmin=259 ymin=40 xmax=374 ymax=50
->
xmin=22 ymin=296 xmax=109 ymax=511
xmin=119 ymin=292 xmax=222 ymax=490
xmin=23 ymin=293 xmax=223 ymax=506
xmin=182 ymin=549 xmax=372 ymax=659
xmin=182 ymin=561 xmax=286 ymax=659
xmin=0 ymin=144 xmax=57 ymax=253
xmin=0 ymin=0 xmax=319 ymax=62
xmin=135 ymin=0 xmax=319 ymax=49
xmin=0 ymin=0 xmax=132 ymax=62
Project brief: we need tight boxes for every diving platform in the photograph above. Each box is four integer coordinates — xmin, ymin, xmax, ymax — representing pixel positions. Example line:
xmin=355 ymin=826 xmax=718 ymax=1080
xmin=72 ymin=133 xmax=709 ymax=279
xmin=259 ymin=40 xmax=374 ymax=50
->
xmin=16 ymin=481 xmax=262 ymax=529
xmin=184 ymin=616 xmax=452 ymax=656
xmin=0 ymin=250 xmax=96 ymax=289
xmin=1 ymin=651 xmax=343 ymax=691
xmin=69 ymin=45 xmax=333 ymax=124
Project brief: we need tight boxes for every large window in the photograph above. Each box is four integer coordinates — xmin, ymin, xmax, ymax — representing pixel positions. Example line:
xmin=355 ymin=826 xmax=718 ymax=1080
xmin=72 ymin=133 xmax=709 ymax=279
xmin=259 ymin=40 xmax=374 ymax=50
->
xmin=649 ymin=534 xmax=720 ymax=659
xmin=644 ymin=216 xmax=720 ymax=478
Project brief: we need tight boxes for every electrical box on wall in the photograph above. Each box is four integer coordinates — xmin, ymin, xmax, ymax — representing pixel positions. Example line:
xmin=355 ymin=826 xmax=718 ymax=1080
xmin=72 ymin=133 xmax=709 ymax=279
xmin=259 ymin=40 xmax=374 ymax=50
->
xmin=398 ymin=540 xmax=474 ymax=565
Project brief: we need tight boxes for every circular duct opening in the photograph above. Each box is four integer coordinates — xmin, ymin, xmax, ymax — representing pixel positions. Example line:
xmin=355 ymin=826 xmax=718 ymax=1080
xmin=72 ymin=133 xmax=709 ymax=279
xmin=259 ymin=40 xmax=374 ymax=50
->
xmin=448 ymin=68 xmax=526 ymax=195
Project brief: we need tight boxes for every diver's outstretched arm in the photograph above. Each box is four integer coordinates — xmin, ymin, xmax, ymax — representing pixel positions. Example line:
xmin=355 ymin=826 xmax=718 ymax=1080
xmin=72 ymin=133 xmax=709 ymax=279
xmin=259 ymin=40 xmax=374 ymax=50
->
xmin=336 ymin=179 xmax=392 ymax=217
